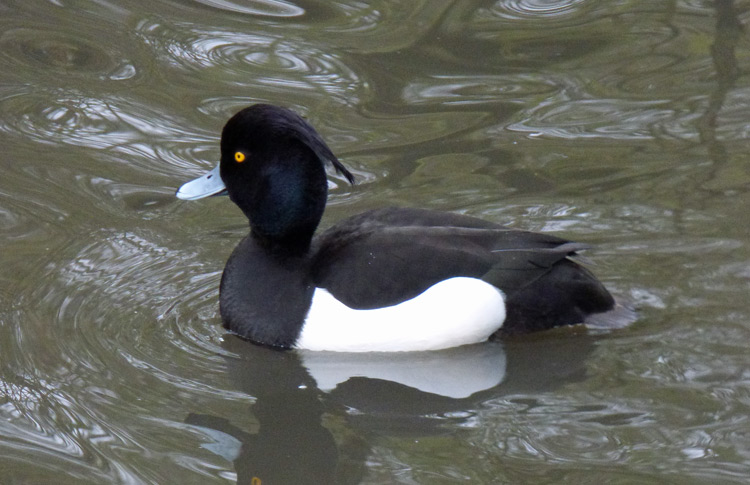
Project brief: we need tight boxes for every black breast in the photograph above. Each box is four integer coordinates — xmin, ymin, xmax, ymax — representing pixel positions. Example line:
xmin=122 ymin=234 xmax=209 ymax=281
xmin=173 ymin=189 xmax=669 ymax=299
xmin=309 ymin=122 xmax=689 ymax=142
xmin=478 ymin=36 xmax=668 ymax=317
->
xmin=219 ymin=234 xmax=315 ymax=348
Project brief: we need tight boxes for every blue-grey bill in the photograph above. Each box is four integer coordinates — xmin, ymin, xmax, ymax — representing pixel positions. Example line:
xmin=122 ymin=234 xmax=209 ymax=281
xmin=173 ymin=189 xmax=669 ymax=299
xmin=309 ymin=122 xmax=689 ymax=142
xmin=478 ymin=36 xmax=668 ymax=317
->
xmin=175 ymin=164 xmax=227 ymax=200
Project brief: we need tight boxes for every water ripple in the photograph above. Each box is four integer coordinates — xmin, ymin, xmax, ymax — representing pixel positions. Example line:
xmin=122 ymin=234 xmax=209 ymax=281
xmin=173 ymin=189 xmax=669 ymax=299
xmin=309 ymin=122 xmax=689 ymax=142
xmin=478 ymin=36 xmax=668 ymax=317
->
xmin=490 ymin=0 xmax=589 ymax=20
xmin=470 ymin=390 xmax=750 ymax=480
xmin=0 ymin=25 xmax=139 ymax=83
xmin=506 ymin=98 xmax=701 ymax=140
xmin=0 ymin=88 xmax=128 ymax=148
xmin=0 ymin=86 xmax=207 ymax=147
xmin=0 ymin=85 xmax=217 ymax=180
xmin=1 ymin=1 xmax=748 ymax=482
xmin=12 ymin=228 xmax=234 ymax=391
xmin=403 ymin=74 xmax=558 ymax=106
xmin=136 ymin=20 xmax=364 ymax=102
xmin=192 ymin=0 xmax=305 ymax=17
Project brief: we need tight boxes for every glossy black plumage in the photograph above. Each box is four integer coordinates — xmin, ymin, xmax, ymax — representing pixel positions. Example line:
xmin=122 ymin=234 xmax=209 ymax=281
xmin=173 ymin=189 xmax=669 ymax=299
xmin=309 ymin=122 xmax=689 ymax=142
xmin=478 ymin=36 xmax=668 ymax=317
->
xmin=178 ymin=104 xmax=620 ymax=350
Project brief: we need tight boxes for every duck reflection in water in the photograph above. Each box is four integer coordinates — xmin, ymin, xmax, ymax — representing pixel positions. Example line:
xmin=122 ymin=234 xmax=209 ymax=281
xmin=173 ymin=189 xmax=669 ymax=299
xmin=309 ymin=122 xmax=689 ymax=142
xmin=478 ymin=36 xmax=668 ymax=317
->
xmin=186 ymin=331 xmax=597 ymax=484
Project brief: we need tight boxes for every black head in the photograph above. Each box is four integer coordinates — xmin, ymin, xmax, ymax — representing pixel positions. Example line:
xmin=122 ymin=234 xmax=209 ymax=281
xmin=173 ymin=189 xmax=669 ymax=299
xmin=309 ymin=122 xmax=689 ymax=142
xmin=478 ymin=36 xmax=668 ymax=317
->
xmin=219 ymin=104 xmax=354 ymax=249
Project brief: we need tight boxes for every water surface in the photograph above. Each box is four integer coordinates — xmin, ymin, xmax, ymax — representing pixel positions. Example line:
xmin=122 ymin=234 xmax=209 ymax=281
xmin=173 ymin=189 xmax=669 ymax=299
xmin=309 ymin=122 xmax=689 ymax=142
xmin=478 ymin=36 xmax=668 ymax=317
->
xmin=1 ymin=1 xmax=750 ymax=483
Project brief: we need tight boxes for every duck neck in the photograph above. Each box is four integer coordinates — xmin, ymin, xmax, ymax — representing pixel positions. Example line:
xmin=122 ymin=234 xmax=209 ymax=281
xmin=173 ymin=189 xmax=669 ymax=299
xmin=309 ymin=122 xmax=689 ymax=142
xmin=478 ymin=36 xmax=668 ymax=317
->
xmin=250 ymin=229 xmax=313 ymax=258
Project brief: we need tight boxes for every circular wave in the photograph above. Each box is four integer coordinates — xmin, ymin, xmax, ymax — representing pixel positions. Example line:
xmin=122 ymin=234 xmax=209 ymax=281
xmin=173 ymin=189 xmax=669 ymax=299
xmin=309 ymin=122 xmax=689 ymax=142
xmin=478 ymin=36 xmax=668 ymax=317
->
xmin=17 ymin=228 xmax=238 ymax=394
xmin=135 ymin=20 xmax=364 ymax=102
xmin=0 ymin=26 xmax=139 ymax=82
xmin=192 ymin=0 xmax=305 ymax=17
xmin=484 ymin=0 xmax=590 ymax=21
xmin=403 ymin=74 xmax=559 ymax=106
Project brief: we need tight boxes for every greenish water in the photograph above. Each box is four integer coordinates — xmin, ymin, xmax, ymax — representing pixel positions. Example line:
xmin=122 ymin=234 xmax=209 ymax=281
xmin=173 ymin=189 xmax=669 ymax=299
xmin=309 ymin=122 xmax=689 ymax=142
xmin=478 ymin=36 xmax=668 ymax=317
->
xmin=1 ymin=1 xmax=750 ymax=483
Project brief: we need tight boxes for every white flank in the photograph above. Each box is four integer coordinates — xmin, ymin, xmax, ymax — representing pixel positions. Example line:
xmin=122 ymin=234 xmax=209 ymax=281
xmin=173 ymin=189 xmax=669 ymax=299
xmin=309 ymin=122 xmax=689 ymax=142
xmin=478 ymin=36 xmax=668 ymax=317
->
xmin=296 ymin=277 xmax=506 ymax=352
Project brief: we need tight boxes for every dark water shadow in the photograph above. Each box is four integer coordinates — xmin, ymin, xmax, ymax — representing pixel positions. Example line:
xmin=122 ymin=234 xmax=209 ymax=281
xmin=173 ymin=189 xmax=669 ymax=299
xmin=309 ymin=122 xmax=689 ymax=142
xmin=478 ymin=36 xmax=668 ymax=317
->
xmin=688 ymin=0 xmax=745 ymax=208
xmin=187 ymin=331 xmax=598 ymax=484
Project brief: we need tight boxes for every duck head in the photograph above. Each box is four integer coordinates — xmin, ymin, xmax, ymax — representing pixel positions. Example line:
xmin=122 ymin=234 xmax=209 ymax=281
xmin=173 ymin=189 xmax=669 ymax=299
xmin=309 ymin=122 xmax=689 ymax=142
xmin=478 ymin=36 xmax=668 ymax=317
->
xmin=177 ymin=104 xmax=354 ymax=248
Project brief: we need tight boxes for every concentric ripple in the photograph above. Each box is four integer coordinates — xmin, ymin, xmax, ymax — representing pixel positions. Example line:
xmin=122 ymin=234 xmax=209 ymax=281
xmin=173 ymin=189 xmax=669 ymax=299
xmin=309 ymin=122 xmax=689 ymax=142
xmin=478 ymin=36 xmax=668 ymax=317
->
xmin=3 ymin=223 xmax=248 ymax=480
xmin=0 ymin=89 xmax=131 ymax=148
xmin=136 ymin=20 xmax=364 ymax=102
xmin=0 ymin=26 xmax=139 ymax=83
xmin=2 ymin=209 xmax=247 ymax=482
xmin=403 ymin=74 xmax=559 ymax=106
xmin=0 ymin=85 xmax=217 ymax=180
xmin=490 ymin=0 xmax=589 ymax=20
xmin=470 ymin=0 xmax=599 ymax=28
xmin=32 ymin=229 xmax=231 ymax=367
xmin=508 ymin=98 xmax=687 ymax=140
xmin=193 ymin=0 xmax=305 ymax=17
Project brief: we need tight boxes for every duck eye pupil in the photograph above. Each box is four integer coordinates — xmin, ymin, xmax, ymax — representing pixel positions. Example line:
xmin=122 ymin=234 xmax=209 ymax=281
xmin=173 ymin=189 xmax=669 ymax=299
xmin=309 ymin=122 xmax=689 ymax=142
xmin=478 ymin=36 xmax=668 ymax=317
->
xmin=235 ymin=152 xmax=246 ymax=163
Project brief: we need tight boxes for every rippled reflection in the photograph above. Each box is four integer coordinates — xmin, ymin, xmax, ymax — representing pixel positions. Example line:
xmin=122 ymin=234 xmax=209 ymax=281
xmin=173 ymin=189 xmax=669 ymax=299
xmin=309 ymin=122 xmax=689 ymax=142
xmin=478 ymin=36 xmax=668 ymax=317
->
xmin=193 ymin=0 xmax=305 ymax=17
xmin=508 ymin=99 xmax=691 ymax=140
xmin=0 ymin=19 xmax=141 ymax=84
xmin=490 ymin=0 xmax=589 ymax=19
xmin=136 ymin=20 xmax=364 ymax=103
xmin=403 ymin=74 xmax=559 ymax=106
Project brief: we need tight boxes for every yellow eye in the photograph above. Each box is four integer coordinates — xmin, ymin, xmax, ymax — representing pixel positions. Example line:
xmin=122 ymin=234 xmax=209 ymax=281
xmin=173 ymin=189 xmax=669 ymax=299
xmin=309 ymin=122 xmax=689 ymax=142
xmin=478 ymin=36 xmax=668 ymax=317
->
xmin=234 ymin=151 xmax=246 ymax=163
